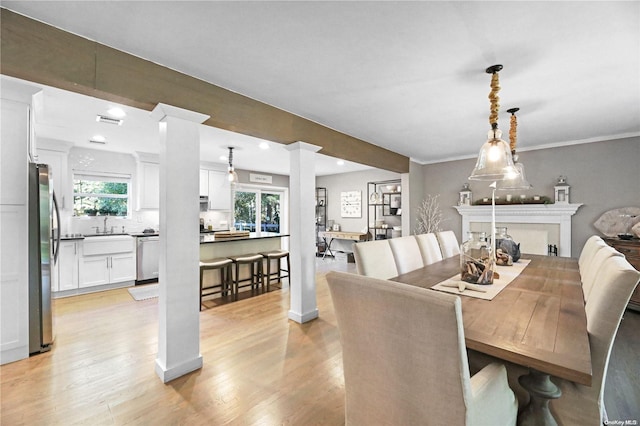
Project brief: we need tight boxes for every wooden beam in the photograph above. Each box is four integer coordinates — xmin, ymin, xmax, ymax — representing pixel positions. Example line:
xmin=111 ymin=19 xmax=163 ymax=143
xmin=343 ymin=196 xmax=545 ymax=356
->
xmin=1 ymin=9 xmax=409 ymax=173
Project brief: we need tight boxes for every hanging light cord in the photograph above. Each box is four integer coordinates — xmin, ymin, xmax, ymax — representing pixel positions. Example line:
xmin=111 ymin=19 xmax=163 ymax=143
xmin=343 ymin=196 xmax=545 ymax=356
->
xmin=488 ymin=71 xmax=501 ymax=128
xmin=228 ymin=147 xmax=234 ymax=170
xmin=508 ymin=108 xmax=519 ymax=155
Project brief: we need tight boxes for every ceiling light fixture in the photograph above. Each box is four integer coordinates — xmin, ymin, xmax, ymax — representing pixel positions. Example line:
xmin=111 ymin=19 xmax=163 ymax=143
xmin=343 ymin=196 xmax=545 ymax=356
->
xmin=89 ymin=135 xmax=107 ymax=144
xmin=107 ymin=107 xmax=126 ymax=118
xmin=96 ymin=114 xmax=123 ymax=126
xmin=498 ymin=108 xmax=532 ymax=190
xmin=227 ymin=147 xmax=238 ymax=183
xmin=468 ymin=65 xmax=520 ymax=181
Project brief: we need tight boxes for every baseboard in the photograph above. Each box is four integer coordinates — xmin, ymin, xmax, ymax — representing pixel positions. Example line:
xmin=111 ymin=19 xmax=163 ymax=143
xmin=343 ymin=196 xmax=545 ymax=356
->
xmin=288 ymin=308 xmax=319 ymax=324
xmin=155 ymin=354 xmax=203 ymax=383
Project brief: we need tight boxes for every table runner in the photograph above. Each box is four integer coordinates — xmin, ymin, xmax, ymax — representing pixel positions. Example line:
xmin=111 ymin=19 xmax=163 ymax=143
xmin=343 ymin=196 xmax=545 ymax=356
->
xmin=431 ymin=259 xmax=531 ymax=300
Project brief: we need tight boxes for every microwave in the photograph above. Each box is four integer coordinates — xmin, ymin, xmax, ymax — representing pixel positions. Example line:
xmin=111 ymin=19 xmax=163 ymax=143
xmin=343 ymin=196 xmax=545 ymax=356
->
xmin=199 ymin=196 xmax=208 ymax=211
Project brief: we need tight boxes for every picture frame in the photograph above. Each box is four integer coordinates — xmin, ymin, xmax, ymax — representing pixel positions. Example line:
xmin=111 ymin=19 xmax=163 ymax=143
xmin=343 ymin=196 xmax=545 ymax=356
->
xmin=341 ymin=190 xmax=362 ymax=218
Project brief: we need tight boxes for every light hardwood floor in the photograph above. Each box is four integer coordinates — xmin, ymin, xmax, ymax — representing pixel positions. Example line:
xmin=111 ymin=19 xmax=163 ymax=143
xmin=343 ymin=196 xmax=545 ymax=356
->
xmin=1 ymin=258 xmax=638 ymax=424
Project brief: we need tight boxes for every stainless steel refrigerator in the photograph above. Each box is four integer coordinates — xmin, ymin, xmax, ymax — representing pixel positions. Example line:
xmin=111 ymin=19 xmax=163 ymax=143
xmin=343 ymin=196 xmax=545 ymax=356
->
xmin=28 ymin=163 xmax=60 ymax=354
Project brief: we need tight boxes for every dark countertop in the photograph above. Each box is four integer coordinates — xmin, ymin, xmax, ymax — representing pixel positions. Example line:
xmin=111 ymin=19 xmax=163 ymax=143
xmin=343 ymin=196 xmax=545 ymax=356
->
xmin=61 ymin=234 xmax=85 ymax=241
xmin=129 ymin=232 xmax=160 ymax=237
xmin=200 ymin=232 xmax=289 ymax=244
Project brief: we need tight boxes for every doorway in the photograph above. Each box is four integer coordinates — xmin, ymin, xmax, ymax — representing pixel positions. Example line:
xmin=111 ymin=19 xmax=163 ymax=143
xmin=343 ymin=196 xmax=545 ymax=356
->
xmin=234 ymin=185 xmax=288 ymax=236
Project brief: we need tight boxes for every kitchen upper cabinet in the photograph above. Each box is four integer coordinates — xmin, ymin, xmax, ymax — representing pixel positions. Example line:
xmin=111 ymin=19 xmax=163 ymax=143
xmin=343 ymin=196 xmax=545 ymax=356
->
xmin=136 ymin=161 xmax=159 ymax=210
xmin=36 ymin=149 xmax=69 ymax=211
xmin=57 ymin=240 xmax=79 ymax=292
xmin=208 ymin=170 xmax=231 ymax=210
xmin=199 ymin=169 xmax=209 ymax=197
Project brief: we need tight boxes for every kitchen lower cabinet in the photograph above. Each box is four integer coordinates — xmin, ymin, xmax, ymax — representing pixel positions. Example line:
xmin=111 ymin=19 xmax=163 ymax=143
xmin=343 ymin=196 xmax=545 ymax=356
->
xmin=57 ymin=240 xmax=79 ymax=291
xmin=79 ymin=236 xmax=136 ymax=288
xmin=79 ymin=252 xmax=136 ymax=288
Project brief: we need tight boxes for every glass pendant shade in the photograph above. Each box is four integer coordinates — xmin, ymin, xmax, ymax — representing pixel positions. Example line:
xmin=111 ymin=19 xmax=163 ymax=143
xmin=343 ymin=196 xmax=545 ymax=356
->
xmin=497 ymin=161 xmax=531 ymax=190
xmin=469 ymin=128 xmax=521 ymax=181
xmin=228 ymin=167 xmax=238 ymax=183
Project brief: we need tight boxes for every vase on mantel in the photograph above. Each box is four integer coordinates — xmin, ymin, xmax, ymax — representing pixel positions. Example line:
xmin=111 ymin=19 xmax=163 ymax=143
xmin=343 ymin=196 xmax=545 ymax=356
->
xmin=460 ymin=231 xmax=495 ymax=284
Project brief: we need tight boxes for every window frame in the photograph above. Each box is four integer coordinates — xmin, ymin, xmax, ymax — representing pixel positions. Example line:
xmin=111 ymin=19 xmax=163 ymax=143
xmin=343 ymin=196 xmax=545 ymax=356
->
xmin=72 ymin=171 xmax=132 ymax=218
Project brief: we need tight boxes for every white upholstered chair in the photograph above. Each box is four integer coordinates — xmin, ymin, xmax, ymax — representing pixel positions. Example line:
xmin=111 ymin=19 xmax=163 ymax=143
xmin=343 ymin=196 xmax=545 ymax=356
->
xmin=352 ymin=239 xmax=398 ymax=279
xmin=578 ymin=235 xmax=607 ymax=274
xmin=581 ymin=244 xmax=623 ymax=302
xmin=415 ymin=232 xmax=444 ymax=265
xmin=388 ymin=235 xmax=425 ymax=274
xmin=327 ymin=271 xmax=518 ymax=426
xmin=437 ymin=230 xmax=461 ymax=258
xmin=550 ymin=255 xmax=640 ymax=425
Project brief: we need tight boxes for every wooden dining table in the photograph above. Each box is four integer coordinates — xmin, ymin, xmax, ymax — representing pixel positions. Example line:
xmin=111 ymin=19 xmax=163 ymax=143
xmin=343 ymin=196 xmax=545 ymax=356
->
xmin=391 ymin=254 xmax=592 ymax=426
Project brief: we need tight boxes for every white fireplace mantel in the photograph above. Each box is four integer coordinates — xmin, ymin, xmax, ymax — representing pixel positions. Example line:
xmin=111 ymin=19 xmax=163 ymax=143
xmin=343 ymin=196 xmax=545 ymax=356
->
xmin=454 ymin=203 xmax=582 ymax=257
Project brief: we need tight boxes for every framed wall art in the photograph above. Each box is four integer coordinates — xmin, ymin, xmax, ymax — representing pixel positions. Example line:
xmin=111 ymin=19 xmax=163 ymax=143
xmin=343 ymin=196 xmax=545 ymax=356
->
xmin=341 ymin=190 xmax=362 ymax=218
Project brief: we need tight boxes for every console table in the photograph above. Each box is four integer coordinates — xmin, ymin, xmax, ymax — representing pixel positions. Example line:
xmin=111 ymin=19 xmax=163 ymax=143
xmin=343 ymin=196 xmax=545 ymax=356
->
xmin=604 ymin=237 xmax=640 ymax=310
xmin=317 ymin=231 xmax=368 ymax=259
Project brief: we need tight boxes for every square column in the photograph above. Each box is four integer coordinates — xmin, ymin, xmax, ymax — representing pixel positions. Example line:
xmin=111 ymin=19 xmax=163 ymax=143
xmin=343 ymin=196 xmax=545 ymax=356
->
xmin=284 ymin=142 xmax=321 ymax=323
xmin=151 ymin=103 xmax=209 ymax=383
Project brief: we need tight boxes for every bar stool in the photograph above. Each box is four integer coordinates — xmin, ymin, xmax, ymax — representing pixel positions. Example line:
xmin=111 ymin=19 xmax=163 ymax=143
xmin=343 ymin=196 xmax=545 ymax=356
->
xmin=229 ymin=253 xmax=265 ymax=300
xmin=260 ymin=250 xmax=290 ymax=291
xmin=199 ymin=258 xmax=233 ymax=310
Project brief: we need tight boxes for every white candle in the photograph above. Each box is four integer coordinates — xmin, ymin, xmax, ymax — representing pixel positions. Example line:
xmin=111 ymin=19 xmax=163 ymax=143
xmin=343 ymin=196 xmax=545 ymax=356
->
xmin=490 ymin=182 xmax=497 ymax=261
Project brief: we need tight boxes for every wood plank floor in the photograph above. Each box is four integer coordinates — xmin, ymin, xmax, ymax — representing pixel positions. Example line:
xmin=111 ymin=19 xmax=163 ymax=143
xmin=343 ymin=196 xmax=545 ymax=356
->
xmin=1 ymin=258 xmax=638 ymax=424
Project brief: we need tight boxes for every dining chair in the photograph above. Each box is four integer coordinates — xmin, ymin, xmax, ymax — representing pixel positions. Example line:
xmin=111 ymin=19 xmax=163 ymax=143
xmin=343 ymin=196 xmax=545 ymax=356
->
xmin=327 ymin=271 xmax=518 ymax=426
xmin=352 ymin=239 xmax=398 ymax=279
xmin=415 ymin=232 xmax=444 ymax=265
xmin=578 ymin=235 xmax=607 ymax=274
xmin=550 ymin=255 xmax=640 ymax=425
xmin=437 ymin=230 xmax=461 ymax=258
xmin=581 ymin=244 xmax=623 ymax=302
xmin=388 ymin=235 xmax=425 ymax=274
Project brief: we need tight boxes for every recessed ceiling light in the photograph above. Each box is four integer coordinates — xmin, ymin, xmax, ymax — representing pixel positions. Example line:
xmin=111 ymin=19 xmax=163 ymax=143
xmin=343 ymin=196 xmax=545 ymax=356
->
xmin=219 ymin=155 xmax=228 ymax=161
xmin=337 ymin=159 xmax=345 ymax=166
xmin=259 ymin=141 xmax=269 ymax=150
xmin=90 ymin=135 xmax=107 ymax=144
xmin=107 ymin=107 xmax=126 ymax=118
xmin=96 ymin=115 xmax=123 ymax=125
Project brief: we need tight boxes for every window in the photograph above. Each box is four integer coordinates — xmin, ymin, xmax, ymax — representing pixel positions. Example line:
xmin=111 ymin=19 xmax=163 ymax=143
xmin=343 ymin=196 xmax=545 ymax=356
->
xmin=73 ymin=172 xmax=130 ymax=217
xmin=234 ymin=187 xmax=284 ymax=234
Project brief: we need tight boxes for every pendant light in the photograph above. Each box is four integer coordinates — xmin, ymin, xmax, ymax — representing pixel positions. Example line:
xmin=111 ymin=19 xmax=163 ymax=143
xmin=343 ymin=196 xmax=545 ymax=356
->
xmin=227 ymin=146 xmax=238 ymax=183
xmin=498 ymin=108 xmax=532 ymax=190
xmin=469 ymin=65 xmax=520 ymax=181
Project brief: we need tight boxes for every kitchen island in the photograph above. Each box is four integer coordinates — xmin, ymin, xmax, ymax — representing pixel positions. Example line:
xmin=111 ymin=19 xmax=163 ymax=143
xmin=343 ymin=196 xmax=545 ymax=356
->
xmin=200 ymin=232 xmax=289 ymax=259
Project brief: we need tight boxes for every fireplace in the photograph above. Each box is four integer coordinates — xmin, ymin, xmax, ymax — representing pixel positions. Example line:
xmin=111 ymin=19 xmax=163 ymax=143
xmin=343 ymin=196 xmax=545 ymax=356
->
xmin=454 ymin=204 xmax=582 ymax=257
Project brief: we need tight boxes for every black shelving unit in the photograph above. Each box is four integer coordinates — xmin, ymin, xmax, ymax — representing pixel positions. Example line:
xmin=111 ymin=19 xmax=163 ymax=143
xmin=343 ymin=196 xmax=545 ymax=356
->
xmin=315 ymin=187 xmax=328 ymax=256
xmin=367 ymin=179 xmax=402 ymax=240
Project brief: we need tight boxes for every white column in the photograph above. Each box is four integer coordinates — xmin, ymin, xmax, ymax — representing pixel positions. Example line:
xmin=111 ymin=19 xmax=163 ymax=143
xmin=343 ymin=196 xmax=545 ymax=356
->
xmin=284 ymin=142 xmax=321 ymax=323
xmin=151 ymin=103 xmax=209 ymax=383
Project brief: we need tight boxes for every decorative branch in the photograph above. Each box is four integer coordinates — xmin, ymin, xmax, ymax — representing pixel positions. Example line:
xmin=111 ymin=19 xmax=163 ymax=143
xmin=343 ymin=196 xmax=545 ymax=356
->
xmin=414 ymin=194 xmax=446 ymax=234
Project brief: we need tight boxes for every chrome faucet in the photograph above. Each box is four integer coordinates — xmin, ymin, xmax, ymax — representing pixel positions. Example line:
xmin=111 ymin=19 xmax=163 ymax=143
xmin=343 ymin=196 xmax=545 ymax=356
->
xmin=103 ymin=216 xmax=109 ymax=234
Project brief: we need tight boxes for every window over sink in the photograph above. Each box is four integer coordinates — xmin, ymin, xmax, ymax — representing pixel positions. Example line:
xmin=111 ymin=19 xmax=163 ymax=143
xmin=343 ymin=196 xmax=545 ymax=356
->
xmin=73 ymin=172 xmax=131 ymax=217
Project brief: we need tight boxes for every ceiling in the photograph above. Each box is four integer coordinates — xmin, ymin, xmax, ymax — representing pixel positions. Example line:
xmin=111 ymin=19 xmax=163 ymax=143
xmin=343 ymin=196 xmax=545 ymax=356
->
xmin=3 ymin=1 xmax=639 ymax=175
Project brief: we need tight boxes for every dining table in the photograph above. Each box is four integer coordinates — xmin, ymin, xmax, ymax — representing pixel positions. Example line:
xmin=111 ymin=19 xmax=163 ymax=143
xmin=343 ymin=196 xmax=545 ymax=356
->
xmin=391 ymin=254 xmax=592 ymax=426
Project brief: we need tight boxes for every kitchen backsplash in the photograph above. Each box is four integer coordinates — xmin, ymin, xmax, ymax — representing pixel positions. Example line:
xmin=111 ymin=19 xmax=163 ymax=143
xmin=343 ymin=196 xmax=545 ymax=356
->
xmin=66 ymin=210 xmax=160 ymax=236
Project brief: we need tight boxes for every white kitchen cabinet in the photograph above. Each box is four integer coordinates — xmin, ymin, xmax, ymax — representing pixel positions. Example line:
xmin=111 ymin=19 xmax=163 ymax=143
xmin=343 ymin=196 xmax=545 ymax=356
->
xmin=208 ymin=170 xmax=231 ymax=210
xmin=57 ymin=240 xmax=79 ymax=291
xmin=79 ymin=255 xmax=110 ymax=288
xmin=136 ymin=161 xmax=160 ymax=210
xmin=36 ymin=148 xmax=69 ymax=211
xmin=79 ymin=236 xmax=136 ymax=288
xmin=199 ymin=169 xmax=209 ymax=197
